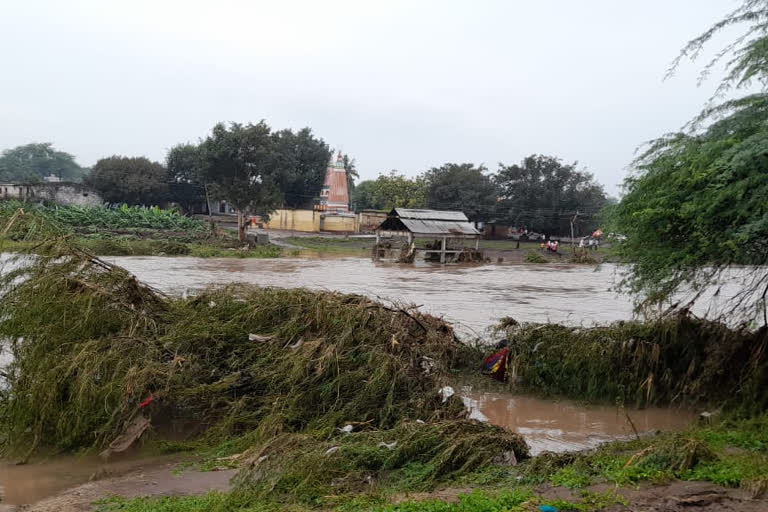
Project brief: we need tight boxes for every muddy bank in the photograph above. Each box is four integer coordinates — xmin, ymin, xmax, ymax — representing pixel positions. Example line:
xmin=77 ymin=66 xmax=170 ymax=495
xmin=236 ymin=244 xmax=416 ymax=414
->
xmin=5 ymin=463 xmax=235 ymax=512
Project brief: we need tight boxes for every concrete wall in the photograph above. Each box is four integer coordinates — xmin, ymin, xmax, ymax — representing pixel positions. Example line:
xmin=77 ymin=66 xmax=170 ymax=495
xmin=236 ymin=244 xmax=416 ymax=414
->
xmin=264 ymin=209 xmax=370 ymax=233
xmin=320 ymin=214 xmax=356 ymax=233
xmin=358 ymin=210 xmax=387 ymax=233
xmin=0 ymin=183 xmax=103 ymax=207
xmin=264 ymin=209 xmax=321 ymax=232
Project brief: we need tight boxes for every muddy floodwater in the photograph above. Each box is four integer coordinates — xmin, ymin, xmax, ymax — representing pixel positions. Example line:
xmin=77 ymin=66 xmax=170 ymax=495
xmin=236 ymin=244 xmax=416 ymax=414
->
xmin=105 ymin=256 xmax=633 ymax=333
xmin=462 ymin=391 xmax=696 ymax=455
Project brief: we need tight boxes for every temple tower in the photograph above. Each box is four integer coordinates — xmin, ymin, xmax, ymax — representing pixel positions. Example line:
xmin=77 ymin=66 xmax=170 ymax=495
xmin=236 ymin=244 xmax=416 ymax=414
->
xmin=317 ymin=151 xmax=349 ymax=212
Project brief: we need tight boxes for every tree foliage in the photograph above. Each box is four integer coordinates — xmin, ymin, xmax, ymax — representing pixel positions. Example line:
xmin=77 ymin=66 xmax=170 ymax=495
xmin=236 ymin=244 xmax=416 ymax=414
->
xmin=351 ymin=171 xmax=426 ymax=211
xmin=613 ymin=0 xmax=768 ymax=322
xmin=272 ymin=128 xmax=331 ymax=209
xmin=0 ymin=143 xmax=86 ymax=183
xmin=84 ymin=156 xmax=168 ymax=206
xmin=495 ymin=155 xmax=607 ymax=236
xmin=166 ymin=143 xmax=206 ymax=214
xmin=424 ymin=163 xmax=498 ymax=222
xmin=198 ymin=122 xmax=284 ymax=240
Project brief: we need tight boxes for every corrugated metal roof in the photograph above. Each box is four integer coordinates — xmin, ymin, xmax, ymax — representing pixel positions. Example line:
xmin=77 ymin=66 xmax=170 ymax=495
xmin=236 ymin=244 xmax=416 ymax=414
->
xmin=393 ymin=208 xmax=469 ymax=222
xmin=399 ymin=218 xmax=480 ymax=236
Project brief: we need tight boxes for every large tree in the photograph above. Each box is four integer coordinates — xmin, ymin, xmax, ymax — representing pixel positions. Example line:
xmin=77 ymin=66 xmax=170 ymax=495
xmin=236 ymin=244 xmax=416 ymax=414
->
xmin=423 ymin=163 xmax=498 ymax=222
xmin=612 ymin=0 xmax=768 ymax=322
xmin=272 ymin=128 xmax=331 ymax=209
xmin=0 ymin=143 xmax=86 ymax=183
xmin=199 ymin=122 xmax=283 ymax=241
xmin=166 ymin=143 xmax=207 ymax=214
xmin=495 ymin=155 xmax=607 ymax=236
xmin=351 ymin=171 xmax=426 ymax=211
xmin=84 ymin=156 xmax=167 ymax=205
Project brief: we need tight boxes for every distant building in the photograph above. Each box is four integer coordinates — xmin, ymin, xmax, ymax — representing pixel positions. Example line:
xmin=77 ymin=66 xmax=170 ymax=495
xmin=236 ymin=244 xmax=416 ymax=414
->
xmin=0 ymin=182 xmax=102 ymax=207
xmin=316 ymin=151 xmax=349 ymax=213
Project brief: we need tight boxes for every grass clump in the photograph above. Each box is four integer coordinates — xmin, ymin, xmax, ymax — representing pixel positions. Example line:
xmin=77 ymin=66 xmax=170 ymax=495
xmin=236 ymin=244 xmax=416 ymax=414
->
xmin=523 ymin=251 xmax=548 ymax=264
xmin=499 ymin=314 xmax=768 ymax=412
xmin=517 ymin=415 xmax=768 ymax=494
xmin=233 ymin=421 xmax=529 ymax=504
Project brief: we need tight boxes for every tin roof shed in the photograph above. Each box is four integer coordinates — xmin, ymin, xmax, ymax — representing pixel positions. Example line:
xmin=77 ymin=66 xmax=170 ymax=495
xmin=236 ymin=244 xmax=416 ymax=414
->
xmin=376 ymin=208 xmax=480 ymax=238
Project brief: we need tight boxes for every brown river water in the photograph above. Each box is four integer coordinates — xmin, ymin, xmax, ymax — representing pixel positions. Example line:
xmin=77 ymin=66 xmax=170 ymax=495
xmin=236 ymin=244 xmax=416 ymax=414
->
xmin=0 ymin=255 xmax=702 ymax=504
xmin=108 ymin=255 xmax=635 ymax=333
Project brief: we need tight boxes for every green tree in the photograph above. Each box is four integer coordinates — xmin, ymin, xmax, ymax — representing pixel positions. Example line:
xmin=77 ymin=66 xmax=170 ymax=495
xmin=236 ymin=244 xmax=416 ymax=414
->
xmin=272 ymin=128 xmax=331 ymax=208
xmin=0 ymin=143 xmax=86 ymax=183
xmin=612 ymin=0 xmax=768 ymax=321
xmin=342 ymin=153 xmax=359 ymax=195
xmin=166 ymin=143 xmax=206 ymax=214
xmin=84 ymin=156 xmax=168 ymax=206
xmin=495 ymin=155 xmax=607 ymax=236
xmin=423 ymin=163 xmax=498 ymax=222
xmin=351 ymin=171 xmax=426 ymax=210
xmin=199 ymin=122 xmax=283 ymax=242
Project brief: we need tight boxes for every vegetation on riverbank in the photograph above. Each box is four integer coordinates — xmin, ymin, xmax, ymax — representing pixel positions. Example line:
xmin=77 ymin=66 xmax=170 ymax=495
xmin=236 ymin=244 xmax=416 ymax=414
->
xmin=95 ymin=414 xmax=768 ymax=511
xmin=496 ymin=315 xmax=768 ymax=414
xmin=0 ymin=202 xmax=281 ymax=258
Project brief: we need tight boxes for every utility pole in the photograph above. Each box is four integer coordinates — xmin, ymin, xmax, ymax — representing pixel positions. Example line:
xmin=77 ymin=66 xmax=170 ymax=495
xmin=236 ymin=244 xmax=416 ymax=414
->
xmin=570 ymin=211 xmax=579 ymax=253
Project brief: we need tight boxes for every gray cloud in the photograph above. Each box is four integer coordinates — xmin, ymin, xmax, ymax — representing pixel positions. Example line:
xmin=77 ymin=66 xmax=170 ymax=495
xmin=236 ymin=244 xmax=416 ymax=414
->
xmin=0 ymin=0 xmax=740 ymax=194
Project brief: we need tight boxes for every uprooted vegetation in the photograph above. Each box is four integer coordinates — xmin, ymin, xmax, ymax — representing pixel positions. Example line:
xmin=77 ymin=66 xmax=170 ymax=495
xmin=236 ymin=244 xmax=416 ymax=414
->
xmin=496 ymin=315 xmax=768 ymax=413
xmin=0 ymin=239 xmax=536 ymax=503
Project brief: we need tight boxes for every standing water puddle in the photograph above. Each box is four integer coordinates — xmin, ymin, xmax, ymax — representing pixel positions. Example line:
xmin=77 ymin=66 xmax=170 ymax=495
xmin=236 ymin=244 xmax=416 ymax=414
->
xmin=0 ymin=453 xmax=185 ymax=505
xmin=462 ymin=391 xmax=697 ymax=455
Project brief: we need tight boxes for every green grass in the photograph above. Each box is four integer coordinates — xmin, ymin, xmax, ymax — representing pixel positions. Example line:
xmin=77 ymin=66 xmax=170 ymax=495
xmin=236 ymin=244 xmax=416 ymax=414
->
xmin=284 ymin=236 xmax=375 ymax=255
xmin=94 ymin=488 xmax=628 ymax=512
xmin=477 ymin=240 xmax=542 ymax=250
xmin=0 ymin=236 xmax=281 ymax=258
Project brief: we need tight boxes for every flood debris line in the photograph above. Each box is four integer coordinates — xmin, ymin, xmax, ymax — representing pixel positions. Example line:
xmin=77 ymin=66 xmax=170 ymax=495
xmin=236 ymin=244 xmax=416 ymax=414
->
xmin=0 ymin=240 xmax=530 ymax=492
xmin=497 ymin=314 xmax=768 ymax=412
xmin=233 ymin=421 xmax=529 ymax=503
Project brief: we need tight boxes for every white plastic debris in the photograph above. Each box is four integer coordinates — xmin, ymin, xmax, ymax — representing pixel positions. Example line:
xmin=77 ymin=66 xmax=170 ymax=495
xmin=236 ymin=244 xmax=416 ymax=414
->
xmin=325 ymin=446 xmax=340 ymax=456
xmin=416 ymin=419 xmax=425 ymax=424
xmin=339 ymin=424 xmax=354 ymax=434
xmin=286 ymin=338 xmax=304 ymax=350
xmin=420 ymin=356 xmax=436 ymax=375
xmin=208 ymin=301 xmax=216 ymax=308
xmin=248 ymin=333 xmax=274 ymax=342
xmin=438 ymin=386 xmax=455 ymax=403
xmin=377 ymin=441 xmax=397 ymax=450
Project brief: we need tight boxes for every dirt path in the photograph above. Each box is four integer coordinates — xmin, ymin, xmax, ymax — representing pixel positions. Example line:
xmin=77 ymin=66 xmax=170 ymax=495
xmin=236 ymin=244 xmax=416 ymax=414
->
xmin=1 ymin=463 xmax=236 ymax=512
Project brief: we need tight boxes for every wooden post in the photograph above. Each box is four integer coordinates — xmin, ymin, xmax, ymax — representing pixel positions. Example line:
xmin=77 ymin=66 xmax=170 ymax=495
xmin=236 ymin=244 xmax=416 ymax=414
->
xmin=474 ymin=237 xmax=479 ymax=250
xmin=440 ymin=237 xmax=446 ymax=263
xmin=374 ymin=231 xmax=380 ymax=261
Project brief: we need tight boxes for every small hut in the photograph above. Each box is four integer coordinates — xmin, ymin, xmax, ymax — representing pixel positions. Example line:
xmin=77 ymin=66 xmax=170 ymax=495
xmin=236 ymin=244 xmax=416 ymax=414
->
xmin=374 ymin=208 xmax=481 ymax=263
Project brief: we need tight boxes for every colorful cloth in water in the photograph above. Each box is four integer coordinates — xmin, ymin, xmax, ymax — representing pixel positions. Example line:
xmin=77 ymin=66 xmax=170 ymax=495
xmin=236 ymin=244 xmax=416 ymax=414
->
xmin=482 ymin=347 xmax=509 ymax=381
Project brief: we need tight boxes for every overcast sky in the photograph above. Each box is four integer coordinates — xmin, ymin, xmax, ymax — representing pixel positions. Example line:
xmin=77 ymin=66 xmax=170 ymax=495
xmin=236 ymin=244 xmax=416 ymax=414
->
xmin=1 ymin=0 xmax=741 ymax=194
